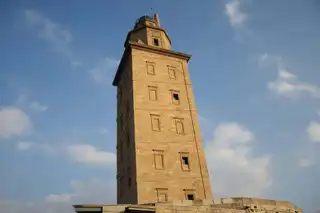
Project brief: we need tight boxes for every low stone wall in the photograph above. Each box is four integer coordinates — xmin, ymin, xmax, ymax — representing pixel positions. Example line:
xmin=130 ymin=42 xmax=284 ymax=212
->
xmin=74 ymin=197 xmax=303 ymax=213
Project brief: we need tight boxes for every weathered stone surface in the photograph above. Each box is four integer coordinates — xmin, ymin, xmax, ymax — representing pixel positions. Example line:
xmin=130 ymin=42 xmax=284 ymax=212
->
xmin=72 ymin=13 xmax=304 ymax=213
xmin=74 ymin=197 xmax=303 ymax=213
xmin=114 ymin=13 xmax=212 ymax=204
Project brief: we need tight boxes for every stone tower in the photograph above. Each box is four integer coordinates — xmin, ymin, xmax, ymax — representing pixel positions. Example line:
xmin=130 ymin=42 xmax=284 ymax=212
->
xmin=112 ymin=14 xmax=212 ymax=204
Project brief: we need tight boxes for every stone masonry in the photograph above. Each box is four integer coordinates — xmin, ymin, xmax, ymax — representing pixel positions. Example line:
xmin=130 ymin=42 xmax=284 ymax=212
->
xmin=112 ymin=14 xmax=212 ymax=204
xmin=73 ymin=13 xmax=304 ymax=213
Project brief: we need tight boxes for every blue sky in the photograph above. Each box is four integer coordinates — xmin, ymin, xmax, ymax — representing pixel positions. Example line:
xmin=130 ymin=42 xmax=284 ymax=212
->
xmin=0 ymin=0 xmax=320 ymax=213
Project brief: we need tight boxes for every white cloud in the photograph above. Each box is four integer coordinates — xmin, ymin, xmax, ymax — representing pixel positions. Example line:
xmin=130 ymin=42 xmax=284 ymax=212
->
xmin=298 ymin=157 xmax=313 ymax=168
xmin=16 ymin=141 xmax=56 ymax=155
xmin=45 ymin=194 xmax=73 ymax=203
xmin=89 ymin=57 xmax=119 ymax=84
xmin=307 ymin=122 xmax=320 ymax=142
xmin=67 ymin=144 xmax=116 ymax=164
xmin=225 ymin=0 xmax=247 ymax=28
xmin=258 ymin=53 xmax=320 ymax=99
xmin=15 ymin=141 xmax=114 ymax=164
xmin=24 ymin=9 xmax=72 ymax=44
xmin=24 ymin=9 xmax=79 ymax=66
xmin=16 ymin=94 xmax=48 ymax=112
xmin=0 ymin=107 xmax=32 ymax=138
xmin=206 ymin=122 xmax=271 ymax=197
xmin=17 ymin=141 xmax=35 ymax=151
xmin=0 ymin=178 xmax=116 ymax=213
xmin=29 ymin=102 xmax=48 ymax=112
xmin=268 ymin=68 xmax=320 ymax=99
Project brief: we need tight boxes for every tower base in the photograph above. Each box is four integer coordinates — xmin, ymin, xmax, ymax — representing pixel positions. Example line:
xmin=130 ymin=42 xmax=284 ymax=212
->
xmin=73 ymin=197 xmax=303 ymax=213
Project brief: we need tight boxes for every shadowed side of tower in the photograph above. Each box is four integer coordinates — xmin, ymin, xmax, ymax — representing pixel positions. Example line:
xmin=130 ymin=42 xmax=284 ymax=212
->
xmin=112 ymin=14 xmax=213 ymax=204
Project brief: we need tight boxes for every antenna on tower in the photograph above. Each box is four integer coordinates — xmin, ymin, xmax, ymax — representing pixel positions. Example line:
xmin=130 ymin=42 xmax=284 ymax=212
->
xmin=150 ymin=7 xmax=154 ymax=17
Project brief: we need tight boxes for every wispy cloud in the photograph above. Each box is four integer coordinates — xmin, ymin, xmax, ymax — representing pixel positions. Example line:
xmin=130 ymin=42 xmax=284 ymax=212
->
xmin=307 ymin=122 xmax=320 ymax=143
xmin=17 ymin=141 xmax=35 ymax=151
xmin=1 ymin=178 xmax=116 ymax=213
xmin=258 ymin=53 xmax=320 ymax=99
xmin=16 ymin=141 xmax=56 ymax=155
xmin=71 ymin=61 xmax=82 ymax=68
xmin=16 ymin=94 xmax=29 ymax=105
xmin=268 ymin=68 xmax=320 ymax=99
xmin=16 ymin=94 xmax=48 ymax=112
xmin=15 ymin=139 xmax=115 ymax=165
xmin=0 ymin=107 xmax=32 ymax=138
xmin=89 ymin=57 xmax=119 ymax=84
xmin=29 ymin=102 xmax=48 ymax=112
xmin=24 ymin=9 xmax=80 ymax=67
xmin=225 ymin=0 xmax=247 ymax=28
xmin=257 ymin=53 xmax=283 ymax=69
xmin=45 ymin=194 xmax=73 ymax=203
xmin=97 ymin=127 xmax=108 ymax=135
xmin=298 ymin=157 xmax=313 ymax=168
xmin=67 ymin=144 xmax=116 ymax=165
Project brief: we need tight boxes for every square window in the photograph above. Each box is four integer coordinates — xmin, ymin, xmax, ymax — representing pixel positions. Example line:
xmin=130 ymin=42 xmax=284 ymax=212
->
xmin=175 ymin=118 xmax=184 ymax=134
xmin=171 ymin=91 xmax=180 ymax=105
xmin=168 ymin=68 xmax=176 ymax=79
xmin=153 ymin=38 xmax=159 ymax=46
xmin=187 ymin=194 xmax=194 ymax=200
xmin=156 ymin=188 xmax=168 ymax=202
xmin=146 ymin=63 xmax=155 ymax=75
xmin=153 ymin=150 xmax=164 ymax=169
xmin=184 ymin=189 xmax=195 ymax=200
xmin=151 ymin=114 xmax=161 ymax=131
xmin=149 ymin=86 xmax=158 ymax=101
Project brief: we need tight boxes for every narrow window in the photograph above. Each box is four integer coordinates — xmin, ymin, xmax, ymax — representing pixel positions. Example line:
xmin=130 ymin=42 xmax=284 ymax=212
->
xmin=180 ymin=152 xmax=190 ymax=171
xmin=171 ymin=90 xmax=180 ymax=105
xmin=153 ymin=150 xmax=164 ymax=169
xmin=151 ymin=114 xmax=161 ymax=131
xmin=149 ymin=86 xmax=158 ymax=101
xmin=128 ymin=177 xmax=131 ymax=187
xmin=156 ymin=188 xmax=168 ymax=202
xmin=175 ymin=118 xmax=184 ymax=134
xmin=146 ymin=62 xmax=155 ymax=75
xmin=168 ymin=67 xmax=176 ymax=79
xmin=153 ymin=38 xmax=159 ymax=46
xmin=182 ymin=156 xmax=189 ymax=165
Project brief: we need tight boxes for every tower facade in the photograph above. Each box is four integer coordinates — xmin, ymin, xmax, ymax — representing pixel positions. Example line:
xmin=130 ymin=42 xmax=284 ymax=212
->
xmin=113 ymin=14 xmax=212 ymax=204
